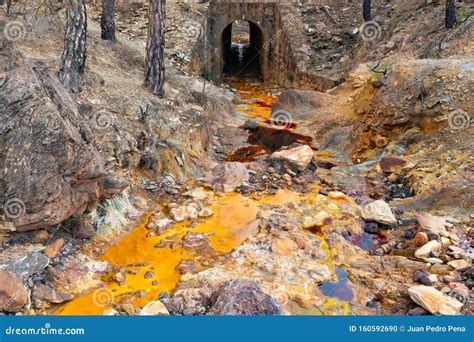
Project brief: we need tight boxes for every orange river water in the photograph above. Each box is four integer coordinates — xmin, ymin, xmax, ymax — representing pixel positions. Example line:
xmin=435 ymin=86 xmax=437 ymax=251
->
xmin=55 ymin=189 xmax=320 ymax=315
xmin=227 ymin=78 xmax=277 ymax=119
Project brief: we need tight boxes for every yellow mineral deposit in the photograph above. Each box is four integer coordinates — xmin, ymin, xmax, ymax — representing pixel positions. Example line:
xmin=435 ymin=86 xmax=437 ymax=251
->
xmin=55 ymin=189 xmax=315 ymax=315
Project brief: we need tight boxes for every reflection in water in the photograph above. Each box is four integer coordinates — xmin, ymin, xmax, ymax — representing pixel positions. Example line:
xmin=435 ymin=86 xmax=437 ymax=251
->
xmin=319 ymin=268 xmax=354 ymax=302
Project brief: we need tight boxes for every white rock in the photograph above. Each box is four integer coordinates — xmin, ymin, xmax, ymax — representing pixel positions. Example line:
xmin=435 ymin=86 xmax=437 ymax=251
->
xmin=428 ymin=274 xmax=438 ymax=283
xmin=270 ymin=145 xmax=313 ymax=171
xmin=449 ymin=234 xmax=461 ymax=243
xmin=170 ymin=206 xmax=198 ymax=222
xmin=408 ymin=285 xmax=463 ymax=315
xmin=154 ymin=218 xmax=173 ymax=228
xmin=446 ymin=216 xmax=461 ymax=224
xmin=183 ymin=187 xmax=208 ymax=201
xmin=415 ymin=240 xmax=441 ymax=258
xmin=307 ymin=263 xmax=332 ymax=283
xmin=139 ymin=301 xmax=169 ymax=316
xmin=103 ymin=308 xmax=119 ymax=316
xmin=448 ymin=259 xmax=470 ymax=270
xmin=360 ymin=200 xmax=397 ymax=225
xmin=423 ymin=257 xmax=444 ymax=264
xmin=448 ymin=245 xmax=464 ymax=254
xmin=198 ymin=208 xmax=214 ymax=218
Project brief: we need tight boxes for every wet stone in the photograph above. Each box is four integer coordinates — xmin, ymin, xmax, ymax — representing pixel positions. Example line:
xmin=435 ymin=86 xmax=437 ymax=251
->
xmin=154 ymin=241 xmax=171 ymax=249
xmin=144 ymin=271 xmax=155 ymax=279
xmin=242 ymin=119 xmax=259 ymax=130
xmin=404 ymin=229 xmax=416 ymax=239
xmin=363 ymin=222 xmax=379 ymax=234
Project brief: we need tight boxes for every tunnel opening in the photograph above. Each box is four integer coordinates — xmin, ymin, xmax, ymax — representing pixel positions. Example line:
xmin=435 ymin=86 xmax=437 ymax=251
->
xmin=221 ymin=20 xmax=264 ymax=79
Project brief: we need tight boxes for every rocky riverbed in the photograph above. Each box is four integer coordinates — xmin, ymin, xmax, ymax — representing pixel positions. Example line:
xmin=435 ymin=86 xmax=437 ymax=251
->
xmin=49 ymin=74 xmax=474 ymax=316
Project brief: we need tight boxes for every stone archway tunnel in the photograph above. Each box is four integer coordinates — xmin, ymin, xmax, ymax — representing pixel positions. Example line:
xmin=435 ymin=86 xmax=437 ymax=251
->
xmin=189 ymin=0 xmax=338 ymax=91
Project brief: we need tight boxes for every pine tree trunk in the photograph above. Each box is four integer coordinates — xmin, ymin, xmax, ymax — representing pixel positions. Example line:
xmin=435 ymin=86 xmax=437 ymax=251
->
xmin=445 ymin=0 xmax=457 ymax=29
xmin=144 ymin=0 xmax=165 ymax=97
xmin=101 ymin=0 xmax=115 ymax=41
xmin=4 ymin=0 xmax=12 ymax=14
xmin=363 ymin=0 xmax=372 ymax=22
xmin=58 ymin=0 xmax=87 ymax=93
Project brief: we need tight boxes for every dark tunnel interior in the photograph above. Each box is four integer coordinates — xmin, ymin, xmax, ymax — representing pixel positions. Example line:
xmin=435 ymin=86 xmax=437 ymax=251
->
xmin=221 ymin=20 xmax=264 ymax=79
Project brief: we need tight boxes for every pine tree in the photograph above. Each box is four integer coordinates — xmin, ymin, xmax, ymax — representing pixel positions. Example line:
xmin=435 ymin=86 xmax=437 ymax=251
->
xmin=101 ymin=0 xmax=115 ymax=41
xmin=363 ymin=0 xmax=372 ymax=22
xmin=144 ymin=0 xmax=166 ymax=97
xmin=58 ymin=0 xmax=87 ymax=93
xmin=445 ymin=0 xmax=457 ymax=29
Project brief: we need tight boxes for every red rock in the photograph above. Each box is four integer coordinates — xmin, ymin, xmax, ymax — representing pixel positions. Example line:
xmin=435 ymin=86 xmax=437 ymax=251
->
xmin=32 ymin=230 xmax=49 ymax=244
xmin=32 ymin=283 xmax=73 ymax=304
xmin=74 ymin=221 xmax=95 ymax=239
xmin=371 ymin=134 xmax=389 ymax=148
xmin=380 ymin=156 xmax=407 ymax=173
xmin=45 ymin=256 xmax=89 ymax=291
xmin=208 ymin=279 xmax=282 ymax=315
xmin=413 ymin=232 xmax=429 ymax=246
xmin=43 ymin=238 xmax=65 ymax=258
xmin=0 ymin=269 xmax=29 ymax=312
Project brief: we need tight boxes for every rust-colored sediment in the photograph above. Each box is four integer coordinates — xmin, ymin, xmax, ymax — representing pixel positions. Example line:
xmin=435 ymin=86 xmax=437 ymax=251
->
xmin=228 ymin=78 xmax=277 ymax=120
